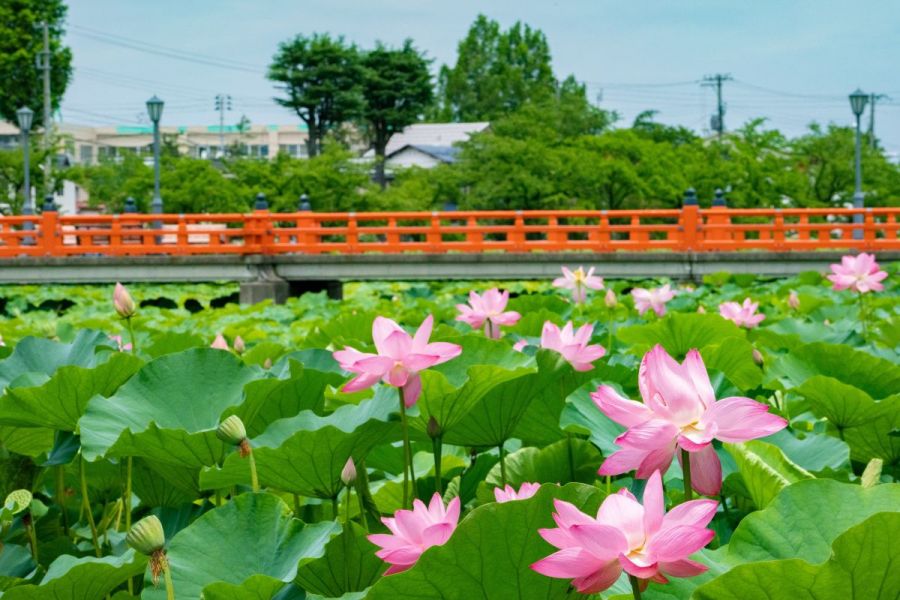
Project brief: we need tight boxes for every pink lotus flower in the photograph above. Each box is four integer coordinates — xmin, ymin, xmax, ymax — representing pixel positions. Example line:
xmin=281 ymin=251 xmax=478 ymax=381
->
xmin=553 ymin=266 xmax=604 ymax=304
xmin=108 ymin=335 xmax=132 ymax=352
xmin=593 ymin=345 xmax=787 ymax=496
xmin=827 ymin=252 xmax=887 ymax=293
xmin=787 ymin=290 xmax=800 ymax=310
xmin=113 ymin=282 xmax=136 ymax=318
xmin=494 ymin=482 xmax=541 ymax=503
xmin=210 ymin=334 xmax=229 ymax=350
xmin=531 ymin=470 xmax=716 ymax=593
xmin=368 ymin=492 xmax=460 ymax=575
xmin=333 ymin=315 xmax=462 ymax=407
xmin=540 ymin=322 xmax=606 ymax=372
xmin=631 ymin=284 xmax=675 ymax=317
xmin=718 ymin=298 xmax=765 ymax=329
xmin=456 ymin=288 xmax=521 ymax=338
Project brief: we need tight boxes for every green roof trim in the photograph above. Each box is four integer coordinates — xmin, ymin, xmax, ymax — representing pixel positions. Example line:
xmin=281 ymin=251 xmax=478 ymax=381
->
xmin=207 ymin=125 xmax=245 ymax=133
xmin=116 ymin=126 xmax=153 ymax=135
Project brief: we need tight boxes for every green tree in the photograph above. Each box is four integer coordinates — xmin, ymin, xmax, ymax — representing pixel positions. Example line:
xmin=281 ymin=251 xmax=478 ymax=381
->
xmin=360 ymin=40 xmax=433 ymax=189
xmin=0 ymin=143 xmax=53 ymax=214
xmin=632 ymin=110 xmax=699 ymax=146
xmin=435 ymin=15 xmax=558 ymax=121
xmin=0 ymin=0 xmax=72 ymax=128
xmin=268 ymin=34 xmax=363 ymax=157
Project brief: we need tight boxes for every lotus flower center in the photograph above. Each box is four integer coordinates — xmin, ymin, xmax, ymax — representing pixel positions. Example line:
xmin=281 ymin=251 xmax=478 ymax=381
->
xmin=681 ymin=420 xmax=704 ymax=436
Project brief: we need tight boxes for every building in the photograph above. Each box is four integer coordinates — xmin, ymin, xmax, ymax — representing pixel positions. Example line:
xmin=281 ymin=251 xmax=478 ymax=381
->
xmin=363 ymin=122 xmax=490 ymax=170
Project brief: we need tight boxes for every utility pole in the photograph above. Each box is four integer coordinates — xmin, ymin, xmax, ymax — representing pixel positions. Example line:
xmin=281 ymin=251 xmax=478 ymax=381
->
xmin=868 ymin=93 xmax=889 ymax=149
xmin=214 ymin=94 xmax=232 ymax=158
xmin=37 ymin=21 xmax=52 ymax=197
xmin=702 ymin=74 xmax=732 ymax=140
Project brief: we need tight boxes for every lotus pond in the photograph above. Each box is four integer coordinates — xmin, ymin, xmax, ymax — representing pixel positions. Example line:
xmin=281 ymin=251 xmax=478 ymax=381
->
xmin=0 ymin=258 xmax=898 ymax=600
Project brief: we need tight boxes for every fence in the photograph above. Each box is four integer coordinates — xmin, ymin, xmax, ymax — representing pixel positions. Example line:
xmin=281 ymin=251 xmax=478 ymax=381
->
xmin=0 ymin=206 xmax=898 ymax=258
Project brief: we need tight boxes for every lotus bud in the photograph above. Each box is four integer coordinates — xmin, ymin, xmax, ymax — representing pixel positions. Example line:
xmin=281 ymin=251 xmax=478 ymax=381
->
xmin=512 ymin=339 xmax=527 ymax=353
xmin=697 ymin=305 xmax=707 ymax=314
xmin=341 ymin=458 xmax=357 ymax=486
xmin=126 ymin=515 xmax=165 ymax=556
xmin=211 ymin=334 xmax=229 ymax=350
xmin=233 ymin=335 xmax=246 ymax=354
xmin=788 ymin=290 xmax=800 ymax=310
xmin=113 ymin=282 xmax=136 ymax=319
xmin=752 ymin=348 xmax=764 ymax=366
xmin=427 ymin=416 xmax=442 ymax=439
xmin=263 ymin=358 xmax=273 ymax=369
xmin=604 ymin=289 xmax=617 ymax=308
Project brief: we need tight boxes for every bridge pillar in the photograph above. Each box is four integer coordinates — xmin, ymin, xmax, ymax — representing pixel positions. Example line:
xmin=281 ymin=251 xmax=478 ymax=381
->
xmin=240 ymin=278 xmax=290 ymax=305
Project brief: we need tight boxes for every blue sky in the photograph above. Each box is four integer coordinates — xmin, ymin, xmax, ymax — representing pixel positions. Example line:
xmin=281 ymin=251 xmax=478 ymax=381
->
xmin=62 ymin=0 xmax=900 ymax=154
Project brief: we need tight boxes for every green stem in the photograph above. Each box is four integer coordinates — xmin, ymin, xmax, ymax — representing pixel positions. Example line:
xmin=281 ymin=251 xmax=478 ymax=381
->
xmin=56 ymin=464 xmax=68 ymax=535
xmin=215 ymin=490 xmax=223 ymax=507
xmin=247 ymin=448 xmax=259 ymax=492
xmin=629 ymin=574 xmax=643 ymax=600
xmin=681 ymin=448 xmax=693 ymax=502
xmin=80 ymin=456 xmax=102 ymax=557
xmin=163 ymin=564 xmax=175 ymax=600
xmin=432 ymin=435 xmax=443 ymax=495
xmin=125 ymin=316 xmax=137 ymax=354
xmin=343 ymin=486 xmax=352 ymax=525
xmin=399 ymin=388 xmax=417 ymax=508
xmin=331 ymin=495 xmax=339 ymax=519
xmin=858 ymin=292 xmax=868 ymax=338
xmin=293 ymin=493 xmax=301 ymax=516
xmin=356 ymin=487 xmax=368 ymax=532
xmin=566 ymin=434 xmax=576 ymax=482
xmin=606 ymin=475 xmax=611 ymax=496
xmin=498 ymin=442 xmax=507 ymax=487
xmin=123 ymin=457 xmax=132 ymax=532
xmin=26 ymin=512 xmax=39 ymax=564
xmin=606 ymin=309 xmax=614 ymax=352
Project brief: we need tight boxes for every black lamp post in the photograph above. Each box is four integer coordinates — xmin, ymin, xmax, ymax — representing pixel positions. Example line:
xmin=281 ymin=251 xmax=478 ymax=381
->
xmin=146 ymin=95 xmax=164 ymax=215
xmin=849 ymin=89 xmax=869 ymax=239
xmin=16 ymin=107 xmax=34 ymax=217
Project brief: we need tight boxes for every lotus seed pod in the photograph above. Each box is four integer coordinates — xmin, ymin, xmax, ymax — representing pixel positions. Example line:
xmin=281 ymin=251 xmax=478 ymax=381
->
xmin=127 ymin=515 xmax=165 ymax=556
xmin=4 ymin=489 xmax=32 ymax=514
xmin=216 ymin=415 xmax=247 ymax=446
xmin=113 ymin=282 xmax=136 ymax=318
xmin=341 ymin=458 xmax=357 ymax=486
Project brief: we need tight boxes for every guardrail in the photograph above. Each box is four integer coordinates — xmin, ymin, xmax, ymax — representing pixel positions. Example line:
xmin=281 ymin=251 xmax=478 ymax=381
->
xmin=0 ymin=206 xmax=898 ymax=257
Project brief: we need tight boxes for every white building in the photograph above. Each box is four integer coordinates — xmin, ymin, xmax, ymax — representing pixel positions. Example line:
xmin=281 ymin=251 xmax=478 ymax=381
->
xmin=363 ymin=122 xmax=490 ymax=169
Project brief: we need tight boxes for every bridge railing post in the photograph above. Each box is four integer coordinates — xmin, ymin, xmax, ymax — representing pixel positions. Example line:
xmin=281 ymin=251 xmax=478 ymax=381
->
xmin=427 ymin=212 xmax=442 ymax=252
xmin=681 ymin=204 xmax=699 ymax=251
xmin=705 ymin=188 xmax=732 ymax=250
xmin=773 ymin=210 xmax=786 ymax=251
xmin=38 ymin=204 xmax=59 ymax=256
xmin=347 ymin=212 xmax=359 ymax=253
xmin=510 ymin=210 xmax=526 ymax=251
xmin=863 ymin=209 xmax=876 ymax=250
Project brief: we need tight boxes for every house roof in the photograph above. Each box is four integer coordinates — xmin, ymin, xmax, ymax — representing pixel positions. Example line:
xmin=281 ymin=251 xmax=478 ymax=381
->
xmin=363 ymin=122 xmax=489 ymax=158
xmin=387 ymin=144 xmax=461 ymax=163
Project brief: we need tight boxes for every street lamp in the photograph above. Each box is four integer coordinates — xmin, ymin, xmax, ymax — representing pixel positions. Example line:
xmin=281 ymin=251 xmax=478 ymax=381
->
xmin=849 ymin=88 xmax=868 ymax=239
xmin=16 ymin=107 xmax=35 ymax=244
xmin=146 ymin=95 xmax=164 ymax=215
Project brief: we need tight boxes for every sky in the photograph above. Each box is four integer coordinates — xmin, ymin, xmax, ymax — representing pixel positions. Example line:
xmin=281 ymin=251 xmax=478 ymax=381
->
xmin=61 ymin=0 xmax=900 ymax=155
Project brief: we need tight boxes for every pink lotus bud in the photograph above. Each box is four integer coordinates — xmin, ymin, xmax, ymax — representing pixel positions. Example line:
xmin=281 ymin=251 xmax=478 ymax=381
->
xmin=263 ymin=358 xmax=273 ymax=369
xmin=697 ymin=305 xmax=707 ymax=314
xmin=604 ymin=289 xmax=617 ymax=308
xmin=341 ymin=457 xmax=357 ymax=486
xmin=113 ymin=283 xmax=136 ymax=318
xmin=233 ymin=336 xmax=246 ymax=354
xmin=752 ymin=348 xmax=764 ymax=365
xmin=210 ymin=334 xmax=229 ymax=350
xmin=788 ymin=290 xmax=800 ymax=310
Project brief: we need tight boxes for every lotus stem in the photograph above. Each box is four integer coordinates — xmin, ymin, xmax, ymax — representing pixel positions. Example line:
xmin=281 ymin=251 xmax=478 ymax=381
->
xmin=343 ymin=485 xmax=352 ymax=525
xmin=331 ymin=495 xmax=339 ymax=518
xmin=432 ymin=435 xmax=443 ymax=495
xmin=293 ymin=493 xmax=300 ymax=516
xmin=124 ymin=457 xmax=132 ymax=531
xmin=247 ymin=447 xmax=259 ymax=492
xmin=681 ymin=448 xmax=693 ymax=502
xmin=629 ymin=574 xmax=642 ymax=600
xmin=25 ymin=510 xmax=39 ymax=563
xmin=606 ymin=475 xmax=611 ymax=496
xmin=356 ymin=486 xmax=368 ymax=532
xmin=398 ymin=388 xmax=417 ymax=508
xmin=80 ymin=455 xmax=102 ymax=557
xmin=498 ymin=442 xmax=507 ymax=487
xmin=56 ymin=464 xmax=68 ymax=535
xmin=126 ymin=316 xmax=137 ymax=354
xmin=857 ymin=292 xmax=868 ymax=338
xmin=163 ymin=563 xmax=175 ymax=600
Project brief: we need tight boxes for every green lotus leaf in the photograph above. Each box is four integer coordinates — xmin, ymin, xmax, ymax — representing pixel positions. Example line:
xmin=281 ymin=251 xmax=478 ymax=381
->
xmin=698 ymin=337 xmax=762 ymax=391
xmin=199 ymin=397 xmax=399 ymax=498
xmin=560 ymin=380 xmax=630 ymax=456
xmin=727 ymin=479 xmax=900 ymax=563
xmin=202 ymin=576 xmax=288 ymax=600
xmin=1 ymin=551 xmax=146 ymax=600
xmin=0 ymin=425 xmax=54 ymax=457
xmin=0 ymin=544 xmax=34 ymax=591
xmin=769 ymin=342 xmax=900 ymax=399
xmin=796 ymin=375 xmax=882 ymax=429
xmin=842 ymin=395 xmax=900 ymax=465
xmin=693 ymin=512 xmax=900 ymax=600
xmin=762 ymin=429 xmax=849 ymax=473
xmin=485 ymin=437 xmax=603 ymax=490
xmin=0 ymin=352 xmax=142 ymax=430
xmin=294 ymin=522 xmax=385 ymax=597
xmin=0 ymin=330 xmax=113 ymax=390
xmin=142 ymin=492 xmax=339 ymax=600
xmin=616 ymin=313 xmax=746 ymax=358
xmin=725 ymin=440 xmax=813 ymax=508
xmin=366 ymin=483 xmax=603 ymax=600
xmin=78 ymin=348 xmax=262 ymax=467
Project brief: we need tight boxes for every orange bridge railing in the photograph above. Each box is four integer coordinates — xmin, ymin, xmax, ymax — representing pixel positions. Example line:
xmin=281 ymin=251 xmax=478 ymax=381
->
xmin=0 ymin=206 xmax=899 ymax=258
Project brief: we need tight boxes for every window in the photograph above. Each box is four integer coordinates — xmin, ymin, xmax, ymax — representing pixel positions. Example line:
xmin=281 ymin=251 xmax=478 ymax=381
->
xmin=249 ymin=144 xmax=269 ymax=158
xmin=79 ymin=145 xmax=94 ymax=164
xmin=279 ymin=144 xmax=299 ymax=157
